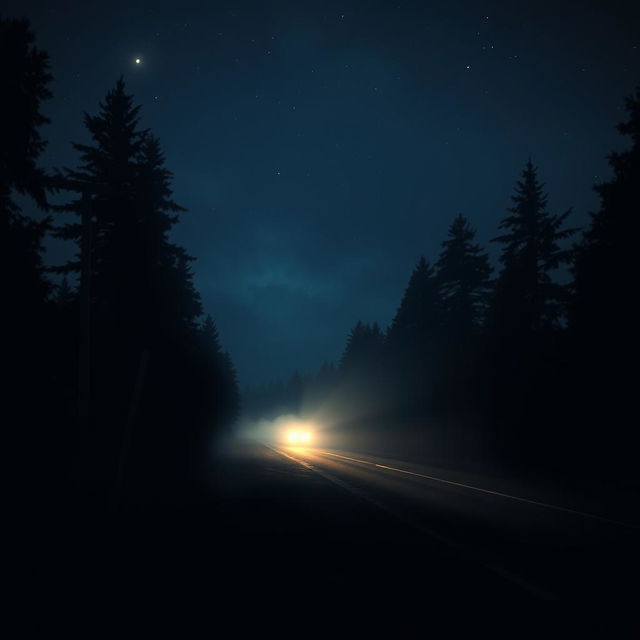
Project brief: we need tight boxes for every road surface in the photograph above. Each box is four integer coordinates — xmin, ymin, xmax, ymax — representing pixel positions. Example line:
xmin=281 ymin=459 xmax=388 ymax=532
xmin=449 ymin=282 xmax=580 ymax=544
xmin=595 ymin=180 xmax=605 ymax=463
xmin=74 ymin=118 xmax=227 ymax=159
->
xmin=205 ymin=438 xmax=639 ymax=636
xmin=38 ymin=437 xmax=638 ymax=636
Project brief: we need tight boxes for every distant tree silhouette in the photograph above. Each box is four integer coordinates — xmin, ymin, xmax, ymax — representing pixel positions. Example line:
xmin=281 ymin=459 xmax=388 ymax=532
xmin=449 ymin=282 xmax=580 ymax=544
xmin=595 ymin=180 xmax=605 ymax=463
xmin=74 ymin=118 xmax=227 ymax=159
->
xmin=243 ymin=378 xmax=290 ymax=420
xmin=492 ymin=160 xmax=574 ymax=332
xmin=286 ymin=371 xmax=306 ymax=412
xmin=572 ymin=87 xmax=639 ymax=342
xmin=56 ymin=79 xmax=150 ymax=334
xmin=1 ymin=17 xmax=52 ymax=328
xmin=0 ymin=17 xmax=51 ymax=206
xmin=386 ymin=257 xmax=442 ymax=418
xmin=387 ymin=258 xmax=441 ymax=345
xmin=201 ymin=313 xmax=221 ymax=352
xmin=484 ymin=160 xmax=575 ymax=464
xmin=0 ymin=17 xmax=56 ymax=502
xmin=437 ymin=214 xmax=492 ymax=334
xmin=314 ymin=361 xmax=338 ymax=397
xmin=334 ymin=321 xmax=385 ymax=423
xmin=200 ymin=314 xmax=241 ymax=430
xmin=569 ymin=86 xmax=640 ymax=480
xmin=435 ymin=215 xmax=492 ymax=412
xmin=340 ymin=321 xmax=384 ymax=375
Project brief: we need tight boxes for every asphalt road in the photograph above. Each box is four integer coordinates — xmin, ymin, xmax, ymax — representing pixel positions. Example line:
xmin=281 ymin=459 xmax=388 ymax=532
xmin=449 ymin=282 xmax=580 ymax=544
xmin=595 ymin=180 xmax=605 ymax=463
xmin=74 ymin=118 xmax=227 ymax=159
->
xmin=34 ymin=437 xmax=638 ymax=636
xmin=204 ymin=438 xmax=639 ymax=636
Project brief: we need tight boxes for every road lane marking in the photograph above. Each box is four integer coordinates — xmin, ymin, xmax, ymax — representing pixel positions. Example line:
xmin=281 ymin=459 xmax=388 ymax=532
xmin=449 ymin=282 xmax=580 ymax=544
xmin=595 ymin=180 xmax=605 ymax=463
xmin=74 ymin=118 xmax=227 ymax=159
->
xmin=266 ymin=442 xmax=554 ymax=600
xmin=269 ymin=444 xmax=315 ymax=470
xmin=317 ymin=450 xmax=637 ymax=529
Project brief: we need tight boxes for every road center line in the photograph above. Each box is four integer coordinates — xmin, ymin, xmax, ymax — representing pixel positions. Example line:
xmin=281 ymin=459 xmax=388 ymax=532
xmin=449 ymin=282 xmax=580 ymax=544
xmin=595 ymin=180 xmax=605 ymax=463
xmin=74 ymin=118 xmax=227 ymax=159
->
xmin=317 ymin=450 xmax=636 ymax=528
xmin=266 ymin=442 xmax=553 ymax=600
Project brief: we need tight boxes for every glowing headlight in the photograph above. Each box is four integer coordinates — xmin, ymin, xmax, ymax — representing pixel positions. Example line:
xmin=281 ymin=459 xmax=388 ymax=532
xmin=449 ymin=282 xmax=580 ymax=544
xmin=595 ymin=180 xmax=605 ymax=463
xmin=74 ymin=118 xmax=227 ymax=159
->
xmin=285 ymin=427 xmax=314 ymax=445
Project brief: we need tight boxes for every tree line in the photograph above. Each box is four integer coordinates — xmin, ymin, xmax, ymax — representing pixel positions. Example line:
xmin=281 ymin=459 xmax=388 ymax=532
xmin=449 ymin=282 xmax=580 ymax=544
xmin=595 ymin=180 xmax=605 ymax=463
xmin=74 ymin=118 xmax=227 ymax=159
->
xmin=2 ymin=17 xmax=239 ymax=508
xmin=245 ymin=87 xmax=639 ymax=487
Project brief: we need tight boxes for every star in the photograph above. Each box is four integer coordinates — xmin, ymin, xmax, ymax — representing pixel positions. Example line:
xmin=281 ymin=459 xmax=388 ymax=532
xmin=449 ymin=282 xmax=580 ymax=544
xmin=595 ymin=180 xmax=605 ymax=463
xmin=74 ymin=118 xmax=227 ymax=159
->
xmin=135 ymin=58 xmax=141 ymax=65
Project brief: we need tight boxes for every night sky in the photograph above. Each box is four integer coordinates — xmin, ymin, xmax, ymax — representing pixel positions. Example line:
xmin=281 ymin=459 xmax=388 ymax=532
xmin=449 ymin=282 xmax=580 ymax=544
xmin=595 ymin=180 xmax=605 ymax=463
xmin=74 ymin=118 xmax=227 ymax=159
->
xmin=8 ymin=0 xmax=639 ymax=385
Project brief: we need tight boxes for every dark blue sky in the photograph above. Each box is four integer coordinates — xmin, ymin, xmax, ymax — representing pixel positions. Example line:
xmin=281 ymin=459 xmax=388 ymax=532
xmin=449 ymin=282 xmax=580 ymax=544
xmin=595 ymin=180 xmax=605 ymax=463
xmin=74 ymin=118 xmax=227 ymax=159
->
xmin=7 ymin=0 xmax=639 ymax=384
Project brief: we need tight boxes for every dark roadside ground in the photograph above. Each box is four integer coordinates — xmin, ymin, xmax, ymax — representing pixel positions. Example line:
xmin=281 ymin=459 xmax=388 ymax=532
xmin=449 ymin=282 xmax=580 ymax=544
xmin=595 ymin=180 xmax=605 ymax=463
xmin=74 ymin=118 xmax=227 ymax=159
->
xmin=21 ymin=438 xmax=638 ymax=638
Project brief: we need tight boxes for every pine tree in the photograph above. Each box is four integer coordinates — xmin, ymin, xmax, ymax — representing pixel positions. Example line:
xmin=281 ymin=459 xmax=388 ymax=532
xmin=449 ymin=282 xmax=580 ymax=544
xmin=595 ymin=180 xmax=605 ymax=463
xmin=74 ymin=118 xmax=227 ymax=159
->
xmin=568 ymin=87 xmax=640 ymax=477
xmin=136 ymin=134 xmax=204 ymax=336
xmin=201 ymin=314 xmax=222 ymax=353
xmin=435 ymin=215 xmax=492 ymax=412
xmin=0 ymin=17 xmax=51 ymax=207
xmin=53 ymin=79 xmax=237 ymax=500
xmin=1 ymin=17 xmax=57 ymax=501
xmin=436 ymin=214 xmax=492 ymax=334
xmin=572 ymin=86 xmax=639 ymax=340
xmin=340 ymin=321 xmax=384 ymax=375
xmin=387 ymin=257 xmax=441 ymax=346
xmin=56 ymin=80 xmax=203 ymax=343
xmin=200 ymin=314 xmax=240 ymax=429
xmin=336 ymin=321 xmax=385 ymax=422
xmin=316 ymin=361 xmax=337 ymax=392
xmin=1 ymin=17 xmax=52 ymax=321
xmin=492 ymin=159 xmax=574 ymax=332
xmin=385 ymin=257 xmax=442 ymax=418
xmin=55 ymin=78 xmax=146 ymax=341
xmin=484 ymin=160 xmax=575 ymax=463
xmin=168 ymin=247 xmax=203 ymax=335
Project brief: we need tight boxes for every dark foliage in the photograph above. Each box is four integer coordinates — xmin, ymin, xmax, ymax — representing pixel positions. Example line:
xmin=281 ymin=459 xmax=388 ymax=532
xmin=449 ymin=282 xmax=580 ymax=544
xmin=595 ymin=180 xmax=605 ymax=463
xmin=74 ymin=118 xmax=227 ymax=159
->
xmin=437 ymin=214 xmax=493 ymax=334
xmin=434 ymin=214 xmax=492 ymax=413
xmin=0 ymin=16 xmax=52 ymax=328
xmin=1 ymin=23 xmax=239 ymax=509
xmin=52 ymin=78 xmax=239 ymax=503
xmin=0 ymin=17 xmax=57 ymax=506
xmin=479 ymin=161 xmax=576 ymax=464
xmin=385 ymin=257 xmax=442 ymax=419
xmin=569 ymin=86 xmax=640 ymax=481
xmin=492 ymin=159 xmax=575 ymax=332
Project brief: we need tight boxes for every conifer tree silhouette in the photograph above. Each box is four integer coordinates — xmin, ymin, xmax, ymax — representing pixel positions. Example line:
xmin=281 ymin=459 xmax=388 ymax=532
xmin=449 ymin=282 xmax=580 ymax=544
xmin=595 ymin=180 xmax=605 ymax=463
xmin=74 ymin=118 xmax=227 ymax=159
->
xmin=0 ymin=17 xmax=57 ymax=504
xmin=569 ymin=86 xmax=640 ymax=479
xmin=54 ymin=79 xmax=237 ymax=501
xmin=436 ymin=214 xmax=492 ymax=334
xmin=340 ymin=321 xmax=384 ymax=375
xmin=492 ymin=160 xmax=574 ymax=333
xmin=572 ymin=87 xmax=639 ymax=342
xmin=387 ymin=257 xmax=441 ymax=345
xmin=386 ymin=257 xmax=443 ymax=419
xmin=485 ymin=160 xmax=575 ymax=462
xmin=1 ymin=17 xmax=52 ymax=333
xmin=200 ymin=314 xmax=240 ymax=429
xmin=435 ymin=215 xmax=492 ymax=412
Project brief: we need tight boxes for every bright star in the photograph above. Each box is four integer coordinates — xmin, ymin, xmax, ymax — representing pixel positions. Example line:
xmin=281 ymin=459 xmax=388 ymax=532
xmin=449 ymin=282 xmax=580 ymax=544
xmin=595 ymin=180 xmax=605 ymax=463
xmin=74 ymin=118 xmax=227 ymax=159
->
xmin=135 ymin=58 xmax=141 ymax=64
